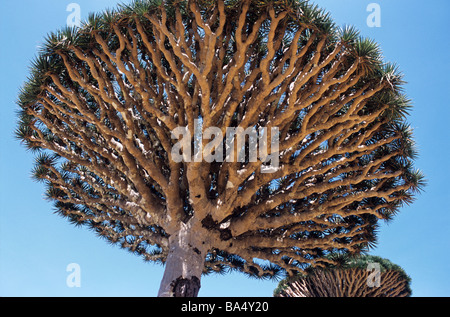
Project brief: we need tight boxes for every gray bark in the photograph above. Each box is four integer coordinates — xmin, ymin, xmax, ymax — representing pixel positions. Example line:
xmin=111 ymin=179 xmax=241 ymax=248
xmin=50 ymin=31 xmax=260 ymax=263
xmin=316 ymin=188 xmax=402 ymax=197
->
xmin=157 ymin=221 xmax=207 ymax=297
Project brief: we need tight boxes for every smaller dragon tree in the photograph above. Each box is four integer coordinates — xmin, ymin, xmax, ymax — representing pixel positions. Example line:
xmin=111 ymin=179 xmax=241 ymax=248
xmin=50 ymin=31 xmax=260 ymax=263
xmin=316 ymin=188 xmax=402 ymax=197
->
xmin=274 ymin=255 xmax=412 ymax=297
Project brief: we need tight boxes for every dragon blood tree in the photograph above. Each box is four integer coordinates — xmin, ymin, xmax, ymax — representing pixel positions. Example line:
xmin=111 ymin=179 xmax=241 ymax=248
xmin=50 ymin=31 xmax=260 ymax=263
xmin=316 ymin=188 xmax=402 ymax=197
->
xmin=274 ymin=255 xmax=412 ymax=297
xmin=16 ymin=0 xmax=424 ymax=296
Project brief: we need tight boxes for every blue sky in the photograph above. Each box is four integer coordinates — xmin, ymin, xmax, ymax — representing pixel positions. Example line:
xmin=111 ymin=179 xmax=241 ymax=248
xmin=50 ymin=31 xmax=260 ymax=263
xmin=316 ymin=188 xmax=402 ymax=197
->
xmin=0 ymin=0 xmax=449 ymax=297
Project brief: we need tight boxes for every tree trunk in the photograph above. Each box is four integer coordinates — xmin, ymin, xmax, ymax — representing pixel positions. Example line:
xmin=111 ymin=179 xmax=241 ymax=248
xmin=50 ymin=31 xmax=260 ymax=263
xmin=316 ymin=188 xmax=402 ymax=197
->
xmin=157 ymin=221 xmax=207 ymax=297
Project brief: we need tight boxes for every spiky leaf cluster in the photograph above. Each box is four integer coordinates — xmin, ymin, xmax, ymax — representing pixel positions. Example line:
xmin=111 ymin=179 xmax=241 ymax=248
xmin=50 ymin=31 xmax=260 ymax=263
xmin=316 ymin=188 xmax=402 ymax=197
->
xmin=274 ymin=254 xmax=412 ymax=297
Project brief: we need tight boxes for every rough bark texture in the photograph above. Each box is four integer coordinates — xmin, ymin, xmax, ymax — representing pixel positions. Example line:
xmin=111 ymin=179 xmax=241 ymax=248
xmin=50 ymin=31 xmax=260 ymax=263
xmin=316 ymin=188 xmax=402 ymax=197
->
xmin=17 ymin=0 xmax=423 ymax=296
xmin=157 ymin=220 xmax=207 ymax=297
xmin=172 ymin=276 xmax=201 ymax=297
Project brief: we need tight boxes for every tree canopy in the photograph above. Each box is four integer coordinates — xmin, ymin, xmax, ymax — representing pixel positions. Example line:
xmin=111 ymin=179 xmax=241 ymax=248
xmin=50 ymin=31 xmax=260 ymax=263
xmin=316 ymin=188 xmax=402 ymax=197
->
xmin=274 ymin=254 xmax=412 ymax=297
xmin=16 ymin=0 xmax=424 ymax=295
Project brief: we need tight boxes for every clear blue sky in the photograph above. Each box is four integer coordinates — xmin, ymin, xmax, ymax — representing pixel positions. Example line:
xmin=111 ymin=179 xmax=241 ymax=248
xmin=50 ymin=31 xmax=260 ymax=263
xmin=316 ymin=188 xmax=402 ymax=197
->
xmin=1 ymin=0 xmax=449 ymax=297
